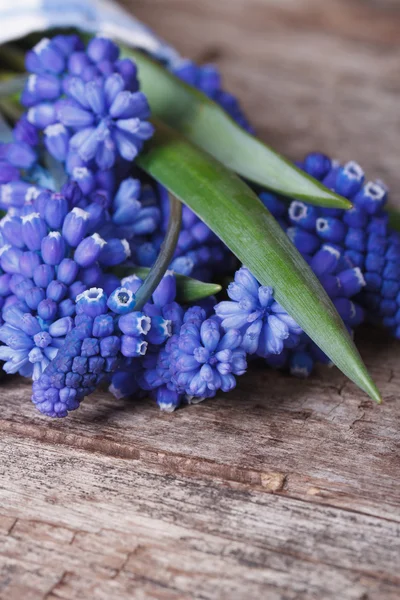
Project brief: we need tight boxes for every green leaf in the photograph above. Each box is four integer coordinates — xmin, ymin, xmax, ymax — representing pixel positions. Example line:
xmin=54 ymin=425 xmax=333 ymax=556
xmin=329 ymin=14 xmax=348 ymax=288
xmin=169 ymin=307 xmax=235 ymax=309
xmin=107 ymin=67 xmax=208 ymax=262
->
xmin=122 ymin=48 xmax=351 ymax=210
xmin=137 ymin=120 xmax=381 ymax=403
xmin=388 ymin=206 xmax=400 ymax=232
xmin=114 ymin=266 xmax=222 ymax=303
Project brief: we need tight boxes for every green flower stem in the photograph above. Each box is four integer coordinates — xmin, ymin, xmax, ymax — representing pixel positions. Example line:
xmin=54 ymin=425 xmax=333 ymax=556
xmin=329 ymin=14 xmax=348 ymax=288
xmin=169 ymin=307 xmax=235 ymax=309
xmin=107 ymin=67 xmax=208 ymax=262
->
xmin=134 ymin=192 xmax=182 ymax=311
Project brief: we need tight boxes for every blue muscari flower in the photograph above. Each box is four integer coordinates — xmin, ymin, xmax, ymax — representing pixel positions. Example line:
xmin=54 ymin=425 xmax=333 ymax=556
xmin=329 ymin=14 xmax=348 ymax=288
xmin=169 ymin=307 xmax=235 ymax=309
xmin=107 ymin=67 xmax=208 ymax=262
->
xmin=215 ymin=266 xmax=303 ymax=358
xmin=103 ymin=178 xmax=161 ymax=241
xmin=167 ymin=311 xmax=247 ymax=400
xmin=0 ymin=304 xmax=73 ymax=380
xmin=0 ymin=182 xmax=132 ymax=365
xmin=287 ymin=152 xmax=400 ymax=339
xmin=23 ymin=35 xmax=153 ymax=171
xmin=30 ymin=286 xmax=151 ymax=417
xmin=108 ymin=272 xmax=181 ymax=408
xmin=171 ymin=59 xmax=254 ymax=133
xmin=0 ymin=136 xmax=38 ymax=188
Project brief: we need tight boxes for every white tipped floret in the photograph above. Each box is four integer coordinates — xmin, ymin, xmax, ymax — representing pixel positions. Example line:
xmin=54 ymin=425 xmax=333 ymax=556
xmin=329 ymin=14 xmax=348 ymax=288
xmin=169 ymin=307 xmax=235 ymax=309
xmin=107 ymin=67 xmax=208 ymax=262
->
xmin=48 ymin=231 xmax=62 ymax=239
xmin=364 ymin=181 xmax=386 ymax=202
xmin=138 ymin=315 xmax=151 ymax=335
xmin=27 ymin=74 xmax=38 ymax=92
xmin=291 ymin=365 xmax=310 ymax=378
xmin=33 ymin=38 xmax=51 ymax=55
xmin=121 ymin=239 xmax=131 ymax=258
xmin=158 ymin=402 xmax=177 ymax=413
xmin=289 ymin=201 xmax=308 ymax=222
xmin=76 ymin=287 xmax=104 ymax=303
xmin=353 ymin=267 xmax=366 ymax=287
xmin=121 ymin=274 xmax=142 ymax=286
xmin=186 ymin=394 xmax=207 ymax=405
xmin=72 ymin=167 xmax=90 ymax=180
xmin=109 ymin=383 xmax=125 ymax=400
xmin=138 ymin=341 xmax=148 ymax=356
xmin=321 ymin=244 xmax=341 ymax=259
xmin=343 ymin=161 xmax=364 ymax=181
xmin=0 ymin=244 xmax=11 ymax=257
xmin=316 ymin=218 xmax=329 ymax=233
xmin=45 ymin=123 xmax=67 ymax=137
xmin=92 ymin=233 xmax=107 ymax=248
xmin=71 ymin=207 xmax=90 ymax=220
xmin=0 ymin=213 xmax=14 ymax=226
xmin=21 ymin=212 xmax=41 ymax=224
xmin=26 ymin=187 xmax=40 ymax=202
xmin=161 ymin=319 xmax=172 ymax=338
xmin=0 ymin=184 xmax=12 ymax=204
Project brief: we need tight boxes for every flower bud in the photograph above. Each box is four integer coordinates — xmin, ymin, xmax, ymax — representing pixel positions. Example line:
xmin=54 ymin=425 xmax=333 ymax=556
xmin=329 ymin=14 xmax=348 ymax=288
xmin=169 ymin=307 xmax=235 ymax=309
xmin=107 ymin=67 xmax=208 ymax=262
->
xmin=33 ymin=263 xmax=55 ymax=288
xmin=41 ymin=231 xmax=66 ymax=265
xmin=44 ymin=191 xmax=69 ymax=229
xmin=37 ymin=298 xmax=57 ymax=321
xmin=99 ymin=238 xmax=130 ymax=267
xmin=57 ymin=258 xmax=79 ymax=285
xmin=21 ymin=212 xmax=47 ymax=251
xmin=74 ymin=233 xmax=106 ymax=267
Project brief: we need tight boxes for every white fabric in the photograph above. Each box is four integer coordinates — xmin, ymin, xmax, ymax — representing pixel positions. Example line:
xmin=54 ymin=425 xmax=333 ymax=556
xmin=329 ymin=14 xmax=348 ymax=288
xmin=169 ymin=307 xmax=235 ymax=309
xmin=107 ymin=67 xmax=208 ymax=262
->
xmin=0 ymin=0 xmax=178 ymax=63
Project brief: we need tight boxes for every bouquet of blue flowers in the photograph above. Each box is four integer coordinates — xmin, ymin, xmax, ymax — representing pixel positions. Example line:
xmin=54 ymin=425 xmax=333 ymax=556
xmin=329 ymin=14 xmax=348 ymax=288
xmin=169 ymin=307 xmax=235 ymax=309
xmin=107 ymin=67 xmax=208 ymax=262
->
xmin=0 ymin=0 xmax=398 ymax=417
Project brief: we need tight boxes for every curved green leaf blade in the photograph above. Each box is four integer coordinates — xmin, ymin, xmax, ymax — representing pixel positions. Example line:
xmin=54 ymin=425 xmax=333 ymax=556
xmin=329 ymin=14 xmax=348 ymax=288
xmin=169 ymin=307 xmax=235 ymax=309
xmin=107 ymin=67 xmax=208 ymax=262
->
xmin=114 ymin=266 xmax=222 ymax=303
xmin=122 ymin=48 xmax=351 ymax=210
xmin=138 ymin=120 xmax=380 ymax=403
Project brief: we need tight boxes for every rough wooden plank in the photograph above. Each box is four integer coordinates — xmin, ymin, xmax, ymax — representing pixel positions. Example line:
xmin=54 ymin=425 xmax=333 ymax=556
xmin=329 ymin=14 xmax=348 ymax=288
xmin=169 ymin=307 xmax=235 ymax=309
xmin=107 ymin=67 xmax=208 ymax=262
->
xmin=0 ymin=332 xmax=398 ymax=524
xmin=0 ymin=433 xmax=399 ymax=600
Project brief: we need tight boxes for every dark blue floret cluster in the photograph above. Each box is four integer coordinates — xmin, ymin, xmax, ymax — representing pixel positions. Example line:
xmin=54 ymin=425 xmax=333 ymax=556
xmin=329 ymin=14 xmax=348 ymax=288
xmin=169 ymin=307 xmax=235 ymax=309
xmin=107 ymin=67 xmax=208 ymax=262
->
xmin=31 ymin=285 xmax=155 ymax=416
xmin=286 ymin=153 xmax=400 ymax=340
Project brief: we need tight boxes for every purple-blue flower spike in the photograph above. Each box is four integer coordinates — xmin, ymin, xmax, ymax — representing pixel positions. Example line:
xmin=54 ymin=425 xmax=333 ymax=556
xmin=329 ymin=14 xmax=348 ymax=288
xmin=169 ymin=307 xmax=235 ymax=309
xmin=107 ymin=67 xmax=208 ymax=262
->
xmin=215 ymin=266 xmax=303 ymax=358
xmin=108 ymin=272 xmax=181 ymax=406
xmin=166 ymin=310 xmax=247 ymax=401
xmin=31 ymin=286 xmax=152 ymax=417
xmin=23 ymin=35 xmax=154 ymax=172
xmin=287 ymin=152 xmax=400 ymax=339
xmin=0 ymin=180 xmax=137 ymax=381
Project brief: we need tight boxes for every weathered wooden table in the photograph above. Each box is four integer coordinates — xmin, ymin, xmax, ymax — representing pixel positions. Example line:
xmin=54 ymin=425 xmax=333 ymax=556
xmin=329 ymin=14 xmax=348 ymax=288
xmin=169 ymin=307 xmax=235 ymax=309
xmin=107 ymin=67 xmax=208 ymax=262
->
xmin=1 ymin=1 xmax=400 ymax=598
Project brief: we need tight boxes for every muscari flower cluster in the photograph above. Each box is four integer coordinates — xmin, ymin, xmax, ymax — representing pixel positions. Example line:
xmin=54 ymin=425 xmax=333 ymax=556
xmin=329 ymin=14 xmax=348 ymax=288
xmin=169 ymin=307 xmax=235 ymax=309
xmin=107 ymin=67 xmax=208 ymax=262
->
xmin=284 ymin=153 xmax=400 ymax=340
xmin=31 ymin=285 xmax=160 ymax=417
xmin=0 ymin=181 xmax=136 ymax=380
xmin=23 ymin=35 xmax=153 ymax=172
xmin=1 ymin=32 xmax=398 ymax=418
xmin=17 ymin=35 xmax=236 ymax=284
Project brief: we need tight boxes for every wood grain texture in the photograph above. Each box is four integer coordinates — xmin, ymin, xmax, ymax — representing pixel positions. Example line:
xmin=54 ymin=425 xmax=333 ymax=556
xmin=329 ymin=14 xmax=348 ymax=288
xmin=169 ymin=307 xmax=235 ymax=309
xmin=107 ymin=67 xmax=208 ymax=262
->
xmin=1 ymin=1 xmax=400 ymax=599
